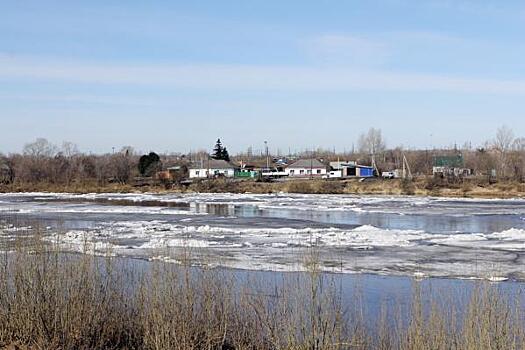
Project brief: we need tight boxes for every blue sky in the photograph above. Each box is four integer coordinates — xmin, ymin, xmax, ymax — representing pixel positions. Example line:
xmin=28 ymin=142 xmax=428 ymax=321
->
xmin=1 ymin=0 xmax=524 ymax=154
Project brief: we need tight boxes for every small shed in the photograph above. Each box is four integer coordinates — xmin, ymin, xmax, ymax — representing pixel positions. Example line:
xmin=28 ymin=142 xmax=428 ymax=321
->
xmin=235 ymin=169 xmax=259 ymax=178
xmin=432 ymin=154 xmax=472 ymax=178
xmin=335 ymin=163 xmax=375 ymax=178
xmin=343 ymin=164 xmax=374 ymax=177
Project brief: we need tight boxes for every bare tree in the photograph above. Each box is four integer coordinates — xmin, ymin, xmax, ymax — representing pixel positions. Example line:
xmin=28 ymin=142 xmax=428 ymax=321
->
xmin=493 ymin=126 xmax=515 ymax=178
xmin=512 ymin=137 xmax=525 ymax=152
xmin=23 ymin=138 xmax=57 ymax=157
xmin=61 ymin=141 xmax=79 ymax=157
xmin=473 ymin=148 xmax=496 ymax=178
xmin=107 ymin=148 xmax=136 ymax=184
xmin=494 ymin=126 xmax=514 ymax=153
xmin=509 ymin=137 xmax=525 ymax=181
xmin=358 ymin=128 xmax=386 ymax=156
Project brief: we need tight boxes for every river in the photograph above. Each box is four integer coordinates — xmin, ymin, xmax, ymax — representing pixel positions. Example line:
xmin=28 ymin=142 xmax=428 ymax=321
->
xmin=1 ymin=192 xmax=524 ymax=281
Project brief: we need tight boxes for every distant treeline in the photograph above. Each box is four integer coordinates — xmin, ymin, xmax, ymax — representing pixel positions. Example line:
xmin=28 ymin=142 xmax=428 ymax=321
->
xmin=1 ymin=126 xmax=524 ymax=187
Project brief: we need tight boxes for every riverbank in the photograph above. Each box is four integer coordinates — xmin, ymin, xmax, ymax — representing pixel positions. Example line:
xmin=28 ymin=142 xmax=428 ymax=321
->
xmin=2 ymin=177 xmax=525 ymax=198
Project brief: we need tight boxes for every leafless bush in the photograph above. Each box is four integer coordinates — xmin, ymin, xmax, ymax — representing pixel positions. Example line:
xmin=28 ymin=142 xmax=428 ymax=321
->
xmin=400 ymin=179 xmax=415 ymax=195
xmin=1 ymin=232 xmax=524 ymax=349
xmin=0 ymin=239 xmax=138 ymax=349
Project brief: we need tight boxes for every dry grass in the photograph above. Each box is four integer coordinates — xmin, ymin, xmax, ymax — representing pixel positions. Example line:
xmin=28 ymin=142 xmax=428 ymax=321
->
xmin=3 ymin=176 xmax=525 ymax=199
xmin=1 ymin=236 xmax=524 ymax=349
xmin=0 ymin=245 xmax=138 ymax=348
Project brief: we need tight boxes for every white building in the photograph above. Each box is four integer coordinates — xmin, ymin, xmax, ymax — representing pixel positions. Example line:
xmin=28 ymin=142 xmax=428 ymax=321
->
xmin=261 ymin=168 xmax=288 ymax=178
xmin=285 ymin=159 xmax=328 ymax=177
xmin=432 ymin=166 xmax=473 ymax=178
xmin=189 ymin=159 xmax=237 ymax=178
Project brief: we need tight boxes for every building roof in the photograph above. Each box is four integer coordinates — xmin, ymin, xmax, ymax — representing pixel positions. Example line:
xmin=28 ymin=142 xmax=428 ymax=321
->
xmin=344 ymin=163 xmax=374 ymax=169
xmin=287 ymin=159 xmax=327 ymax=169
xmin=189 ymin=159 xmax=236 ymax=170
xmin=433 ymin=155 xmax=464 ymax=168
xmin=330 ymin=161 xmax=357 ymax=169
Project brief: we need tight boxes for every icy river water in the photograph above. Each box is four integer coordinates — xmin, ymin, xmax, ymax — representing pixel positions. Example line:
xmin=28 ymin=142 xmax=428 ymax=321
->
xmin=1 ymin=192 xmax=525 ymax=281
xmin=3 ymin=191 xmax=525 ymax=326
xmin=0 ymin=193 xmax=525 ymax=281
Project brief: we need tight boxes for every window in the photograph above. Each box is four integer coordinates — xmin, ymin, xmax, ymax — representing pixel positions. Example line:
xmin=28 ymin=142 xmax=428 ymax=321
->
xmin=317 ymin=169 xmax=321 ymax=174
xmin=290 ymin=170 xmax=295 ymax=175
xmin=307 ymin=170 xmax=312 ymax=175
xmin=300 ymin=170 xmax=305 ymax=175
xmin=196 ymin=171 xmax=200 ymax=176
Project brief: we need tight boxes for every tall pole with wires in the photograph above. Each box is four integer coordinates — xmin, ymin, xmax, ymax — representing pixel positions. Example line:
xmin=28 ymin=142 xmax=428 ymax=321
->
xmin=264 ymin=141 xmax=269 ymax=170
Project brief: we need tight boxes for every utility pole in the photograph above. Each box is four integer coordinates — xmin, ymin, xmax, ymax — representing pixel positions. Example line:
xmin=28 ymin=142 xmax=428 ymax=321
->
xmin=310 ymin=157 xmax=313 ymax=179
xmin=371 ymin=154 xmax=378 ymax=175
xmin=371 ymin=144 xmax=379 ymax=175
xmin=402 ymin=153 xmax=412 ymax=180
xmin=264 ymin=141 xmax=269 ymax=170
xmin=402 ymin=154 xmax=406 ymax=179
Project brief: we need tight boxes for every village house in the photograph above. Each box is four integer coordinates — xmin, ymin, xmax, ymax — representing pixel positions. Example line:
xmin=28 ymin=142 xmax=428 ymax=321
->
xmin=188 ymin=159 xmax=237 ymax=178
xmin=285 ymin=159 xmax=328 ymax=177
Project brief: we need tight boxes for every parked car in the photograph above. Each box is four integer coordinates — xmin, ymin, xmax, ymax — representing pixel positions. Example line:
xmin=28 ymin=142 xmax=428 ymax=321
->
xmin=322 ymin=170 xmax=343 ymax=179
xmin=382 ymin=171 xmax=395 ymax=179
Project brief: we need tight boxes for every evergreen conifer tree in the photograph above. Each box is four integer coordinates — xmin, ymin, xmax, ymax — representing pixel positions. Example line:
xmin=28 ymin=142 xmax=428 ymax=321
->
xmin=221 ymin=147 xmax=230 ymax=162
xmin=212 ymin=139 xmax=223 ymax=160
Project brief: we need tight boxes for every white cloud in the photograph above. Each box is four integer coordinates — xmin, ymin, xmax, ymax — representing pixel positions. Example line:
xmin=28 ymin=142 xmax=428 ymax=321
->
xmin=1 ymin=54 xmax=525 ymax=95
xmin=305 ymin=34 xmax=389 ymax=65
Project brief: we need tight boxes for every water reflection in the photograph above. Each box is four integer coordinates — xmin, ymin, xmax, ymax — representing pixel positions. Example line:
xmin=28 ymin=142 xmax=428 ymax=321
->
xmin=238 ymin=207 xmax=522 ymax=234
xmin=194 ymin=203 xmax=235 ymax=217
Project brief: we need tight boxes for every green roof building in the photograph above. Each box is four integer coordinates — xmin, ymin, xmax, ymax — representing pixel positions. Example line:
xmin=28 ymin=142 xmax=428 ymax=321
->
xmin=433 ymin=155 xmax=464 ymax=168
